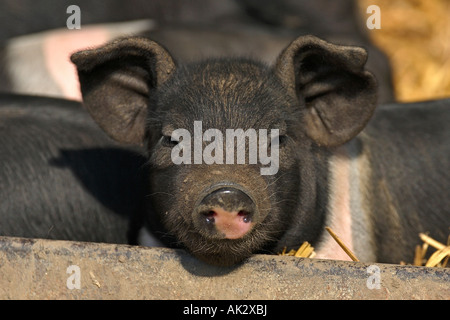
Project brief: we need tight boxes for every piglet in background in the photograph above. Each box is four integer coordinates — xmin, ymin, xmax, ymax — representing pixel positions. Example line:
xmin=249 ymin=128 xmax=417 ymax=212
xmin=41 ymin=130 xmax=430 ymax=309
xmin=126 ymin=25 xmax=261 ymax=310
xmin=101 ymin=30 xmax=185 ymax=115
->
xmin=0 ymin=0 xmax=394 ymax=104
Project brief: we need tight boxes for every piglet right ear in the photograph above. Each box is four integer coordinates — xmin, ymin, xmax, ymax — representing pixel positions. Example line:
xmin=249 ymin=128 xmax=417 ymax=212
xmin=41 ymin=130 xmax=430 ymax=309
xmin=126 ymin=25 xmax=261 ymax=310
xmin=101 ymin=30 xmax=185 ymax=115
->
xmin=275 ymin=35 xmax=377 ymax=147
xmin=71 ymin=37 xmax=176 ymax=145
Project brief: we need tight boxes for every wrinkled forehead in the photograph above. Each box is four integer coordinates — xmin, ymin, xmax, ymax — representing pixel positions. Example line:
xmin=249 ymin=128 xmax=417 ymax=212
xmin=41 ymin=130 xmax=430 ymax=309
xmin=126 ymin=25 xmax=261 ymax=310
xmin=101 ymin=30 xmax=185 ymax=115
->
xmin=156 ymin=59 xmax=292 ymax=131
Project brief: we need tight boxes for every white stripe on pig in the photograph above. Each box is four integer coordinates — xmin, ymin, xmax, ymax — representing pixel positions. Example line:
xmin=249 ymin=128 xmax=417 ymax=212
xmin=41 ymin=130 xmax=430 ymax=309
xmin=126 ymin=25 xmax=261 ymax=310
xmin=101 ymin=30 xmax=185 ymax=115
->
xmin=315 ymin=138 xmax=376 ymax=262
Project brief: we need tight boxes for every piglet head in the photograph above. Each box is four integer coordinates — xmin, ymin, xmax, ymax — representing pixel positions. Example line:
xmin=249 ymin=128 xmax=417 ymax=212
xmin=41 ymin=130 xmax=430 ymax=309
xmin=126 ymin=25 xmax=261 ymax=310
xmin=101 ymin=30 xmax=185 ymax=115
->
xmin=71 ymin=35 xmax=376 ymax=266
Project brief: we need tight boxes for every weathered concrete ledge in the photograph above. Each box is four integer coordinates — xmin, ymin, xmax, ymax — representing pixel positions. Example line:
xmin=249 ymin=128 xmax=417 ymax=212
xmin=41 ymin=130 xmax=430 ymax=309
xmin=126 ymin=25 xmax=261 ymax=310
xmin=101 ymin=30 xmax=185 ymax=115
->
xmin=0 ymin=236 xmax=448 ymax=299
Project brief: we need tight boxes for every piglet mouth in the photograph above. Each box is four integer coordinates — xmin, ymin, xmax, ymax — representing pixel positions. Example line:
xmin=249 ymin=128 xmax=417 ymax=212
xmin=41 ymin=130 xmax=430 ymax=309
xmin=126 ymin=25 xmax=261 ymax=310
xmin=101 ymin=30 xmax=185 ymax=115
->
xmin=187 ymin=235 xmax=257 ymax=267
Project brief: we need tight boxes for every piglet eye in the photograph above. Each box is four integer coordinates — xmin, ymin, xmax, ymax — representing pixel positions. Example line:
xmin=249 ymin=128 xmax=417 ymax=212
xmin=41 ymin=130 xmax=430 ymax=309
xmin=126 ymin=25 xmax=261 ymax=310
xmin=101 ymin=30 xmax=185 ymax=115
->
xmin=270 ymin=135 xmax=288 ymax=147
xmin=161 ymin=135 xmax=179 ymax=147
xmin=279 ymin=135 xmax=288 ymax=145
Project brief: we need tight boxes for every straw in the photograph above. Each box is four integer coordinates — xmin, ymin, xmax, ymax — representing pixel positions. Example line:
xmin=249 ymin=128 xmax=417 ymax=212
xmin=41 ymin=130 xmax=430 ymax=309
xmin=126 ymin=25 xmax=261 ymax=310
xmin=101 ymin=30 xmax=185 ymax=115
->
xmin=324 ymin=227 xmax=360 ymax=262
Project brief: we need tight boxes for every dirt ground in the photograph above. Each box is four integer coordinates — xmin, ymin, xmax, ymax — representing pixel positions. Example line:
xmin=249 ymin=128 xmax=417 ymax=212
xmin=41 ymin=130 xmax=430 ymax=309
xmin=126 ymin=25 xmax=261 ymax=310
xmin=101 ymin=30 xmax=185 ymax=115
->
xmin=358 ymin=0 xmax=450 ymax=102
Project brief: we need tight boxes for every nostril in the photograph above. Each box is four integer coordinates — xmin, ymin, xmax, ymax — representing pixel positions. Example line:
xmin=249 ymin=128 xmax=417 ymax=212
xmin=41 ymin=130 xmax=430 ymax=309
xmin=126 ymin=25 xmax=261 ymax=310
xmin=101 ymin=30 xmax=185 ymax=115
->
xmin=237 ymin=210 xmax=252 ymax=223
xmin=203 ymin=210 xmax=216 ymax=224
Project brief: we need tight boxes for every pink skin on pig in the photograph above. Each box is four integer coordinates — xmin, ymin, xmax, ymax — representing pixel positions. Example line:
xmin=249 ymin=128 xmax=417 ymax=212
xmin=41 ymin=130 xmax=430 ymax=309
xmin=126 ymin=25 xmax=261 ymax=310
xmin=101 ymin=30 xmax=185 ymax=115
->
xmin=43 ymin=27 xmax=109 ymax=101
xmin=207 ymin=207 xmax=254 ymax=240
xmin=315 ymin=147 xmax=355 ymax=261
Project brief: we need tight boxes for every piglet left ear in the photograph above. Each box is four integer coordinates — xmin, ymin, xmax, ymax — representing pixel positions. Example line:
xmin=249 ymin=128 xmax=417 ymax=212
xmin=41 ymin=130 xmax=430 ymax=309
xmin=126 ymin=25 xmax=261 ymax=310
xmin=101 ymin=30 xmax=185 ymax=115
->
xmin=71 ymin=37 xmax=176 ymax=145
xmin=275 ymin=35 xmax=378 ymax=147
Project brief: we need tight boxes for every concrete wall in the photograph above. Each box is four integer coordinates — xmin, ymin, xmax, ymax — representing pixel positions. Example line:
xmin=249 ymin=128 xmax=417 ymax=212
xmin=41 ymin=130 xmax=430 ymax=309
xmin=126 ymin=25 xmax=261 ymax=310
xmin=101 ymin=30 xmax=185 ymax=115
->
xmin=0 ymin=236 xmax=448 ymax=299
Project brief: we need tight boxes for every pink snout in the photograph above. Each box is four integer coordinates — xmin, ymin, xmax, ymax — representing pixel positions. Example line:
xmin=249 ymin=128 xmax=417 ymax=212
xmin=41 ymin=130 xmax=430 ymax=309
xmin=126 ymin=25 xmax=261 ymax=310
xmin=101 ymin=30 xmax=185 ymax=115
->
xmin=204 ymin=207 xmax=253 ymax=239
xmin=193 ymin=187 xmax=256 ymax=240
